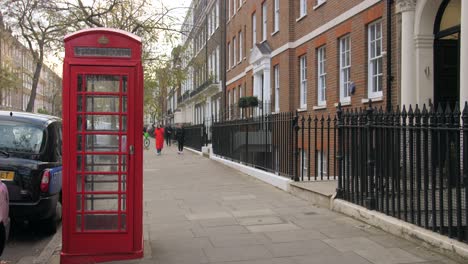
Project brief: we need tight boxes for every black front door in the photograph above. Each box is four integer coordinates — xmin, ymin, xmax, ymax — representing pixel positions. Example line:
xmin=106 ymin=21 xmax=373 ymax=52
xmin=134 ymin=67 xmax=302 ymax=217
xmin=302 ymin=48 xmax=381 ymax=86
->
xmin=434 ymin=38 xmax=459 ymax=109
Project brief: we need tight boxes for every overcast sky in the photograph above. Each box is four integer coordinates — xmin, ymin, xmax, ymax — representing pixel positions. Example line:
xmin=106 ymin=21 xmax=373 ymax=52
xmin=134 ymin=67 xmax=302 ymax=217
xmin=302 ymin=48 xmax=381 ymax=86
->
xmin=45 ymin=0 xmax=191 ymax=74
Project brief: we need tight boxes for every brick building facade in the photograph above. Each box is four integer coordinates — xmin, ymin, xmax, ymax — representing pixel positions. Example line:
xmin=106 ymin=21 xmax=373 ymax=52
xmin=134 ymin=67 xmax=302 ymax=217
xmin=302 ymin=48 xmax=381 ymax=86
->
xmin=225 ymin=0 xmax=398 ymax=119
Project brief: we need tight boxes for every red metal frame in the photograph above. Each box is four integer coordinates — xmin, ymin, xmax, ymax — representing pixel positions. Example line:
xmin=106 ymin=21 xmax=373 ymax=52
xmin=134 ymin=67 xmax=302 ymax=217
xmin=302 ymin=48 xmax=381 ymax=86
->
xmin=62 ymin=29 xmax=143 ymax=264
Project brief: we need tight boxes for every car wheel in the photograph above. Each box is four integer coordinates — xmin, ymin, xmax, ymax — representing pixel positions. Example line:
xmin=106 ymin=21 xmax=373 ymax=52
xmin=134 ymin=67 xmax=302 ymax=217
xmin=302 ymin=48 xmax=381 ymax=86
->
xmin=43 ymin=201 xmax=62 ymax=235
xmin=0 ymin=224 xmax=5 ymax=256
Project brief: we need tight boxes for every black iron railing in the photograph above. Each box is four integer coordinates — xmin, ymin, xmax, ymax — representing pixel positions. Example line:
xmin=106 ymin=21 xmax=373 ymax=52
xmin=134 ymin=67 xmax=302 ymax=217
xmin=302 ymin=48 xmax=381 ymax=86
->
xmin=184 ymin=124 xmax=205 ymax=152
xmin=212 ymin=113 xmax=295 ymax=178
xmin=211 ymin=100 xmax=468 ymax=244
xmin=293 ymin=113 xmax=338 ymax=181
xmin=337 ymin=101 xmax=468 ymax=243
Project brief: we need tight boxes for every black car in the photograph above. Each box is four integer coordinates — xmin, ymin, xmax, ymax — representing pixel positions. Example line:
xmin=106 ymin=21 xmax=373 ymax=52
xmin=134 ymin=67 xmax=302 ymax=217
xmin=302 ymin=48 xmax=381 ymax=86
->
xmin=0 ymin=111 xmax=62 ymax=234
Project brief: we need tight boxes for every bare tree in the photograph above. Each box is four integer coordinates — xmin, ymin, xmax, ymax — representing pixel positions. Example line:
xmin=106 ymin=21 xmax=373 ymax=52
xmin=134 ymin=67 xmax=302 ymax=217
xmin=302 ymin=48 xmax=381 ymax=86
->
xmin=1 ymin=0 xmax=68 ymax=112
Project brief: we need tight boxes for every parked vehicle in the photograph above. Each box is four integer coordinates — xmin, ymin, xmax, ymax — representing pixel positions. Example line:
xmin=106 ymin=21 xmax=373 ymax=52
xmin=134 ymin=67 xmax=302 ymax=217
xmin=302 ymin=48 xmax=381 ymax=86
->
xmin=0 ymin=111 xmax=62 ymax=234
xmin=0 ymin=181 xmax=9 ymax=256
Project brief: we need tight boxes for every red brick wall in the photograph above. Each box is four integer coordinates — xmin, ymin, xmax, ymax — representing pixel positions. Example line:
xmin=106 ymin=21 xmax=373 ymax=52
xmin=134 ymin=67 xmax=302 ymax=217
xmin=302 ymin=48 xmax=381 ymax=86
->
xmin=226 ymin=0 xmax=398 ymax=116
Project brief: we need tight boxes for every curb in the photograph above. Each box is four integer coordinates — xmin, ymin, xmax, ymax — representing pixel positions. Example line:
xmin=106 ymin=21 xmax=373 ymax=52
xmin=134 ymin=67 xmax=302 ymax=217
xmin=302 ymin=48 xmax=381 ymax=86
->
xmin=33 ymin=226 xmax=62 ymax=264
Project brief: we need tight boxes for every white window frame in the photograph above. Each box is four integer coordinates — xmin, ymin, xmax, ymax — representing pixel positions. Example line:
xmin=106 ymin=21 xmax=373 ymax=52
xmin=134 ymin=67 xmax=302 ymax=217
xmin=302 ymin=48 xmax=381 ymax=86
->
xmin=300 ymin=0 xmax=307 ymax=18
xmin=228 ymin=0 xmax=231 ymax=19
xmin=301 ymin=150 xmax=308 ymax=178
xmin=228 ymin=90 xmax=232 ymax=119
xmin=339 ymin=35 xmax=351 ymax=103
xmin=252 ymin=13 xmax=257 ymax=46
xmin=368 ymin=20 xmax=383 ymax=99
xmin=317 ymin=46 xmax=326 ymax=106
xmin=233 ymin=36 xmax=237 ymax=67
xmin=274 ymin=65 xmax=280 ymax=112
xmin=274 ymin=0 xmax=280 ymax=33
xmin=227 ymin=42 xmax=231 ymax=70
xmin=216 ymin=0 xmax=219 ymax=29
xmin=239 ymin=31 xmax=243 ymax=63
xmin=216 ymin=46 xmax=220 ymax=81
xmin=317 ymin=151 xmax=328 ymax=177
xmin=299 ymin=55 xmax=307 ymax=109
xmin=233 ymin=0 xmax=237 ymax=15
xmin=262 ymin=2 xmax=267 ymax=41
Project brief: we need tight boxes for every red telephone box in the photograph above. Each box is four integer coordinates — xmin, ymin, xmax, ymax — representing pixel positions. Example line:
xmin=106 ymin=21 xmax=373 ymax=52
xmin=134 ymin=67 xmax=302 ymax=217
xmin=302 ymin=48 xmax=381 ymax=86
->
xmin=61 ymin=28 xmax=143 ymax=263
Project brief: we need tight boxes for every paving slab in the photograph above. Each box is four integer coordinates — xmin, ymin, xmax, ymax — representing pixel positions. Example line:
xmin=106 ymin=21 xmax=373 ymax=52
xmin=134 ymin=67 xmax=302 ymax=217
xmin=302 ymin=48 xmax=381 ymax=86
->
xmin=45 ymin=144 xmax=463 ymax=264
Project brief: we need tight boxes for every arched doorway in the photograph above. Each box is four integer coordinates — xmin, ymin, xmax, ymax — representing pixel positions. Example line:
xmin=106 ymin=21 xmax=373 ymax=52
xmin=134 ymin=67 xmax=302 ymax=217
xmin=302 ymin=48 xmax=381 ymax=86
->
xmin=434 ymin=0 xmax=461 ymax=108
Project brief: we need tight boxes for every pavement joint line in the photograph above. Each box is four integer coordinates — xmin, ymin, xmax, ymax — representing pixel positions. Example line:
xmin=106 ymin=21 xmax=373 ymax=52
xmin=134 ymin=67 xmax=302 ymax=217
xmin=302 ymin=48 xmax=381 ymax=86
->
xmin=34 ymin=225 xmax=62 ymax=264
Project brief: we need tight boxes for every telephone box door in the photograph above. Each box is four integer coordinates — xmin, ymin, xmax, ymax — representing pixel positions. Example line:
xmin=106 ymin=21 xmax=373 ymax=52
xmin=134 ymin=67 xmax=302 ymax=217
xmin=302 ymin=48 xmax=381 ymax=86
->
xmin=69 ymin=65 xmax=135 ymax=253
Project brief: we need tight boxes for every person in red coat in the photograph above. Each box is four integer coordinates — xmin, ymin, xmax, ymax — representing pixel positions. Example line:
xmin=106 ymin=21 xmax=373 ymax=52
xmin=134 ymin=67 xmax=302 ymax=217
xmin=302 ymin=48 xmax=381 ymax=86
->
xmin=154 ymin=124 xmax=165 ymax=155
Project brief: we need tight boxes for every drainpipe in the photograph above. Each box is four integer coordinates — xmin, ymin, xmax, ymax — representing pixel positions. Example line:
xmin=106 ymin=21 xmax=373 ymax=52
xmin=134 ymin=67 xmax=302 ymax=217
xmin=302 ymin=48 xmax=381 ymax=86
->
xmin=386 ymin=0 xmax=393 ymax=112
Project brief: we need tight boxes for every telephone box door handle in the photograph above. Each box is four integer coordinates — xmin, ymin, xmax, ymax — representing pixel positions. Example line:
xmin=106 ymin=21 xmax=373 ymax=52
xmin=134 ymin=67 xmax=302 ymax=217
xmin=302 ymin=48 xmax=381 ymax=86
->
xmin=130 ymin=145 xmax=134 ymax=155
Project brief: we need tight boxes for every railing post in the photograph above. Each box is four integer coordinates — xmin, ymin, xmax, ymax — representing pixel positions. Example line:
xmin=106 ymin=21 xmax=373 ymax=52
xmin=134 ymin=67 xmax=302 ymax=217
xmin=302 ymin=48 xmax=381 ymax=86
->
xmin=336 ymin=103 xmax=344 ymax=198
xmin=462 ymin=102 xmax=468 ymax=242
xmin=293 ymin=111 xmax=300 ymax=181
xmin=365 ymin=100 xmax=376 ymax=210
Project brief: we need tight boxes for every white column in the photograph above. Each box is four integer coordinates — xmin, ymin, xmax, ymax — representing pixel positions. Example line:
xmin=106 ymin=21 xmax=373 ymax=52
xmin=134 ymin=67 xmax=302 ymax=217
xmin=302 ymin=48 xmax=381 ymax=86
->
xmin=263 ymin=69 xmax=271 ymax=113
xmin=397 ymin=0 xmax=417 ymax=107
xmin=460 ymin=0 xmax=468 ymax=106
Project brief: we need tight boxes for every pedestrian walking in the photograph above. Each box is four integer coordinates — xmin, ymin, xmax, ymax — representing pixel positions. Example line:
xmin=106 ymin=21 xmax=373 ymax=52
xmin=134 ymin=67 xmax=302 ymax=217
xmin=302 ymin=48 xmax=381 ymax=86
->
xmin=165 ymin=125 xmax=172 ymax=146
xmin=154 ymin=124 xmax=165 ymax=155
xmin=175 ymin=123 xmax=185 ymax=154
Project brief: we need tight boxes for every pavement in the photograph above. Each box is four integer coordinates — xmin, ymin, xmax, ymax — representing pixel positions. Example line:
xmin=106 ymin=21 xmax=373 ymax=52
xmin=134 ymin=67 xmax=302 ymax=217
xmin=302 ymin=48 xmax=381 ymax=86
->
xmin=46 ymin=143 xmax=462 ymax=264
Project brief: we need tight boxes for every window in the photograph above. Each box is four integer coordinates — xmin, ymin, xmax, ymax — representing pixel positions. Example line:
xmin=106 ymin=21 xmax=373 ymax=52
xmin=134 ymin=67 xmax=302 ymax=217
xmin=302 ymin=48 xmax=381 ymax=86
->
xmin=252 ymin=13 xmax=257 ymax=46
xmin=339 ymin=35 xmax=351 ymax=103
xmin=216 ymin=46 xmax=220 ymax=81
xmin=301 ymin=150 xmax=308 ymax=178
xmin=368 ymin=20 xmax=383 ymax=98
xmin=227 ymin=42 xmax=231 ymax=69
xmin=262 ymin=2 xmax=267 ymax=41
xmin=239 ymin=31 xmax=243 ymax=63
xmin=216 ymin=0 xmax=219 ymax=28
xmin=233 ymin=36 xmax=237 ymax=67
xmin=299 ymin=55 xmax=307 ymax=109
xmin=300 ymin=0 xmax=307 ymax=17
xmin=317 ymin=46 xmax=326 ymax=106
xmin=317 ymin=151 xmax=328 ymax=177
xmin=316 ymin=0 xmax=326 ymax=6
xmin=228 ymin=90 xmax=232 ymax=119
xmin=274 ymin=0 xmax=280 ymax=32
xmin=274 ymin=64 xmax=280 ymax=112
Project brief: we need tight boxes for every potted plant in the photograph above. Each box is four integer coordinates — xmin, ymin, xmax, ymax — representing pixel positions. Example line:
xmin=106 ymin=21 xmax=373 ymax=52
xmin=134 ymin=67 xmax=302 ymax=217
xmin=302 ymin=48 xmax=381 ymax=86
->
xmin=247 ymin=96 xmax=259 ymax=107
xmin=238 ymin=97 xmax=248 ymax=108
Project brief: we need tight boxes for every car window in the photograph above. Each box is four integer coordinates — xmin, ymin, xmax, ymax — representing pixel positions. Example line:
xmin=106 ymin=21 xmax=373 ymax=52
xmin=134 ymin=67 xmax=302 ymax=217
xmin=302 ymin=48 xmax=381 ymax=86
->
xmin=0 ymin=122 xmax=45 ymax=154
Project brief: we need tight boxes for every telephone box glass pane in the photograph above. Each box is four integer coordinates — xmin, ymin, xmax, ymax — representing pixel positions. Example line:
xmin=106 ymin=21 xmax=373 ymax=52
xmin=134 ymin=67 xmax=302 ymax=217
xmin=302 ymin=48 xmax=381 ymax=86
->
xmin=77 ymin=115 xmax=83 ymax=131
xmin=84 ymin=214 xmax=119 ymax=231
xmin=84 ymin=194 xmax=119 ymax=211
xmin=85 ymin=115 xmax=120 ymax=131
xmin=120 ymin=214 xmax=126 ymax=231
xmin=121 ymin=175 xmax=127 ymax=191
xmin=86 ymin=75 xmax=120 ymax=92
xmin=77 ymin=95 xmax=83 ymax=111
xmin=77 ymin=135 xmax=83 ymax=151
xmin=85 ymin=134 xmax=119 ymax=152
xmin=76 ymin=195 xmax=82 ymax=210
xmin=76 ymin=215 xmax=82 ymax=231
xmin=84 ymin=175 xmax=119 ymax=192
xmin=86 ymin=96 xmax=120 ymax=113
xmin=121 ymin=194 xmax=126 ymax=211
xmin=122 ymin=76 xmax=127 ymax=93
xmin=85 ymin=154 xmax=119 ymax=172
xmin=122 ymin=96 xmax=127 ymax=113
xmin=122 ymin=116 xmax=127 ymax=131
xmin=76 ymin=155 xmax=82 ymax=169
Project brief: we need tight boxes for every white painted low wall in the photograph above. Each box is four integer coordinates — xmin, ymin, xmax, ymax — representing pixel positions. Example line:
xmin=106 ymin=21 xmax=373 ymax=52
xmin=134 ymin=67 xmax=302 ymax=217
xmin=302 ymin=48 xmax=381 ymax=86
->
xmin=210 ymin=155 xmax=292 ymax=192
xmin=332 ymin=199 xmax=468 ymax=261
